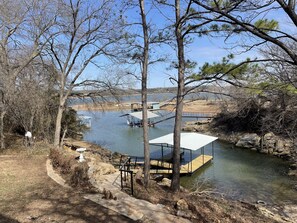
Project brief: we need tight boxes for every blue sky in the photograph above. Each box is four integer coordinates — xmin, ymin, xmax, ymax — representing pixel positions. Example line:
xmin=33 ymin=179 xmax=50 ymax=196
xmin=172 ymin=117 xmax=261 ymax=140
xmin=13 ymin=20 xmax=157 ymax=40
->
xmin=80 ymin=1 xmax=293 ymax=89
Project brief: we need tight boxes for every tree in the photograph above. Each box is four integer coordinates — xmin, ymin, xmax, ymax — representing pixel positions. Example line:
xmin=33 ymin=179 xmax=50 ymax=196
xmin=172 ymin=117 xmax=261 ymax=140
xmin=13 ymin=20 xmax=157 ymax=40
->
xmin=6 ymin=60 xmax=59 ymax=140
xmin=139 ymin=0 xmax=150 ymax=188
xmin=156 ymin=0 xmax=217 ymax=192
xmin=0 ymin=0 xmax=54 ymax=148
xmin=169 ymin=0 xmax=186 ymax=192
xmin=42 ymin=0 xmax=126 ymax=147
xmin=122 ymin=0 xmax=167 ymax=187
xmin=192 ymin=0 xmax=297 ymax=66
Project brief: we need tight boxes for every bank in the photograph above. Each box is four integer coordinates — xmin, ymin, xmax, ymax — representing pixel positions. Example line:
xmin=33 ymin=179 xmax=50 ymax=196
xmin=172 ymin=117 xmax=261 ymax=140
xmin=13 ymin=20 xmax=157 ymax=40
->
xmin=182 ymin=119 xmax=297 ymax=179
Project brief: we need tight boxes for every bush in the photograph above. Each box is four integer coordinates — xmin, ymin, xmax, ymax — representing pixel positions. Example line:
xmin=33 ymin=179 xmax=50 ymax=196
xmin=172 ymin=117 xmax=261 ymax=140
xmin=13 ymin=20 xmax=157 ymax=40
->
xmin=49 ymin=148 xmax=75 ymax=174
xmin=70 ymin=162 xmax=90 ymax=188
xmin=49 ymin=148 xmax=93 ymax=190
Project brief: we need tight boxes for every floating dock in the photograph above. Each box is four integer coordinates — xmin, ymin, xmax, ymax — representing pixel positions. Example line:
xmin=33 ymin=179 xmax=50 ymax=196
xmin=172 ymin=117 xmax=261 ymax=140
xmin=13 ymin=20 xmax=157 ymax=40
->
xmin=148 ymin=154 xmax=213 ymax=174
xmin=127 ymin=133 xmax=217 ymax=176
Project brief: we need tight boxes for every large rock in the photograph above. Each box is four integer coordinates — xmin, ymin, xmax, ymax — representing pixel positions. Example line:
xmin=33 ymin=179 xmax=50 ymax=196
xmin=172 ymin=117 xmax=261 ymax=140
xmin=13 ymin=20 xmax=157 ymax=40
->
xmin=261 ymin=132 xmax=277 ymax=154
xmin=236 ymin=133 xmax=260 ymax=149
xmin=157 ymin=177 xmax=171 ymax=187
xmin=93 ymin=162 xmax=116 ymax=176
xmin=176 ymin=199 xmax=189 ymax=211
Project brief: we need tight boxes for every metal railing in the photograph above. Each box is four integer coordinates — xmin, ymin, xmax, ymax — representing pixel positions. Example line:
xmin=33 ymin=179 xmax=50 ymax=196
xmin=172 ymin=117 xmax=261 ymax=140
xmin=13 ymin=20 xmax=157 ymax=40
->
xmin=119 ymin=156 xmax=135 ymax=195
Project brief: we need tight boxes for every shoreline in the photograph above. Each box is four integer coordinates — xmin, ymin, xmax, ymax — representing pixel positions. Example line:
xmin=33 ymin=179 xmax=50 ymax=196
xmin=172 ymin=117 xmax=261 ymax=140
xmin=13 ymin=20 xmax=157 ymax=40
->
xmin=71 ymin=99 xmax=222 ymax=114
xmin=62 ymin=138 xmax=297 ymax=222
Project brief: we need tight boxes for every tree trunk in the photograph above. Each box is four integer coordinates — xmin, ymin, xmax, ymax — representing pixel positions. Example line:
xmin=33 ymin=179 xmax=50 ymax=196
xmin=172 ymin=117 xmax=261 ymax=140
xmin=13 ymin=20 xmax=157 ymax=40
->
xmin=54 ymin=102 xmax=65 ymax=148
xmin=171 ymin=0 xmax=185 ymax=192
xmin=0 ymin=109 xmax=6 ymax=149
xmin=139 ymin=0 xmax=150 ymax=188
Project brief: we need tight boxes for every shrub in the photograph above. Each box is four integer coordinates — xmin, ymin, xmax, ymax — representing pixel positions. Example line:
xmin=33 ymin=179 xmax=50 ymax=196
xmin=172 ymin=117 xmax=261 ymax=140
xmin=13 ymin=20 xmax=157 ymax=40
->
xmin=70 ymin=162 xmax=90 ymax=188
xmin=49 ymin=148 xmax=93 ymax=190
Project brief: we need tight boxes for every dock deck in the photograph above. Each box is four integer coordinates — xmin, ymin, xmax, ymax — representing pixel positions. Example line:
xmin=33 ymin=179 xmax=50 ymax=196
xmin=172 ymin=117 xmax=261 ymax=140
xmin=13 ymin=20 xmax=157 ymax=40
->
xmin=134 ymin=155 xmax=213 ymax=175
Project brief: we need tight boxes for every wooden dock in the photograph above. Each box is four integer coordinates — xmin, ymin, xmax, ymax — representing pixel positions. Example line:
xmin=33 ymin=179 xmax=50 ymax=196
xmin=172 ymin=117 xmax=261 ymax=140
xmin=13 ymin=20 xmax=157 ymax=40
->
xmin=138 ymin=155 xmax=213 ymax=175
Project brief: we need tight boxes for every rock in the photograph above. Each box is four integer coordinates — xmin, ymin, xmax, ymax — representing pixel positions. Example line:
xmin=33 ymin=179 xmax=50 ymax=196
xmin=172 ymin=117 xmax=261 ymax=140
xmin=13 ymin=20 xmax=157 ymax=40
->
xmin=283 ymin=205 xmax=297 ymax=222
xmin=236 ymin=133 xmax=260 ymax=149
xmin=93 ymin=162 xmax=116 ymax=176
xmin=135 ymin=167 xmax=143 ymax=185
xmin=102 ymin=188 xmax=116 ymax=200
xmin=152 ymin=174 xmax=164 ymax=182
xmin=157 ymin=177 xmax=171 ymax=187
xmin=290 ymin=163 xmax=297 ymax=170
xmin=288 ymin=169 xmax=297 ymax=177
xmin=275 ymin=140 xmax=284 ymax=153
xmin=176 ymin=199 xmax=189 ymax=211
xmin=262 ymin=132 xmax=277 ymax=154
xmin=176 ymin=210 xmax=193 ymax=219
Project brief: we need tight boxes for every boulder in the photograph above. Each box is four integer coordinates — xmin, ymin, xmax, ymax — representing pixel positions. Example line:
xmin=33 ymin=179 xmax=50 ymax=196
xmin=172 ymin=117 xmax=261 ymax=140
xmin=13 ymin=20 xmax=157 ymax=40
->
xmin=157 ymin=177 xmax=171 ymax=187
xmin=236 ymin=133 xmax=261 ymax=149
xmin=262 ymin=132 xmax=277 ymax=154
xmin=176 ymin=199 xmax=189 ymax=211
xmin=135 ymin=167 xmax=143 ymax=185
xmin=93 ymin=162 xmax=116 ymax=176
xmin=275 ymin=140 xmax=284 ymax=153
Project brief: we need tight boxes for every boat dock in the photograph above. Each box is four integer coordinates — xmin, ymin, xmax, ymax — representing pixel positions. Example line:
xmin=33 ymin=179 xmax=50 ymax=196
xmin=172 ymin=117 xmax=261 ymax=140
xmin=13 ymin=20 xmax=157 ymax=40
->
xmin=124 ymin=133 xmax=217 ymax=176
xmin=148 ymin=154 xmax=213 ymax=174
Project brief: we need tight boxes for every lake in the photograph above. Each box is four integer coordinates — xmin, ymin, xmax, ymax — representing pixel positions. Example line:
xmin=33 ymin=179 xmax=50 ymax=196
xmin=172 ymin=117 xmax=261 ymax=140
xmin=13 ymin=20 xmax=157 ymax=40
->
xmin=80 ymin=110 xmax=297 ymax=206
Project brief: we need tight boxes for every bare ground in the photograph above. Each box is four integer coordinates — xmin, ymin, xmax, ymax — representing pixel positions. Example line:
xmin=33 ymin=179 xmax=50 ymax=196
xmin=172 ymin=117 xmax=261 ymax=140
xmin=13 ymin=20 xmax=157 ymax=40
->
xmin=0 ymin=141 xmax=133 ymax=223
xmin=71 ymin=99 xmax=222 ymax=114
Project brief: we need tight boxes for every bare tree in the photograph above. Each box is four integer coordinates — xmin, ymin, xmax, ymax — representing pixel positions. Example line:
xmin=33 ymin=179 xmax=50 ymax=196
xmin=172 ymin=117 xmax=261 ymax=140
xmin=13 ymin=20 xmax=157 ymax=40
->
xmin=42 ymin=0 xmax=126 ymax=147
xmin=7 ymin=60 xmax=58 ymax=139
xmin=138 ymin=0 xmax=151 ymax=188
xmin=0 ymin=0 xmax=54 ymax=149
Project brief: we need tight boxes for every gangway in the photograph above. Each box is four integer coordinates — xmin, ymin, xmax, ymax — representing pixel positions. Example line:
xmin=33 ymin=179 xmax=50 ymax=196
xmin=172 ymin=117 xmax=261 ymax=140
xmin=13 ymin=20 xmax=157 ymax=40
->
xmin=150 ymin=112 xmax=215 ymax=125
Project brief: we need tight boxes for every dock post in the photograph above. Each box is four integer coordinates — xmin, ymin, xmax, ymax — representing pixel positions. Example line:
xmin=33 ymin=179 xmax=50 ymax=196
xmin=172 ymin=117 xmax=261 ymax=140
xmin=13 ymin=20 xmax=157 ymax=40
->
xmin=212 ymin=142 xmax=214 ymax=158
xmin=120 ymin=169 xmax=123 ymax=190
xmin=131 ymin=172 xmax=134 ymax=195
xmin=190 ymin=150 xmax=192 ymax=173
xmin=202 ymin=147 xmax=205 ymax=164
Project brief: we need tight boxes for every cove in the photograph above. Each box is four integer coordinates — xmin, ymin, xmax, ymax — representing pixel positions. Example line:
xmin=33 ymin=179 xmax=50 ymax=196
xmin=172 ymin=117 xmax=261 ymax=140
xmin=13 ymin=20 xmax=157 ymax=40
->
xmin=80 ymin=110 xmax=297 ymax=206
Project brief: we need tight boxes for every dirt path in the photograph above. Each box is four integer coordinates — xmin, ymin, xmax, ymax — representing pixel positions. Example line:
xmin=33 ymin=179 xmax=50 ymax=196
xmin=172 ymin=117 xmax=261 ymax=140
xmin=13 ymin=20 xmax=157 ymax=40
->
xmin=0 ymin=155 xmax=133 ymax=223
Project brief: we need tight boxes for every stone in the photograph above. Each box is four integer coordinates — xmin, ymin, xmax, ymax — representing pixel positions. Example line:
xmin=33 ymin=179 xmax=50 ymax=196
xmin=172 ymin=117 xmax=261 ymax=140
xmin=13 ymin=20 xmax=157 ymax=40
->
xmin=102 ymin=188 xmax=116 ymax=200
xmin=288 ymin=169 xmax=297 ymax=176
xmin=263 ymin=132 xmax=277 ymax=149
xmin=176 ymin=210 xmax=193 ymax=219
xmin=135 ymin=167 xmax=143 ymax=185
xmin=157 ymin=177 xmax=171 ymax=187
xmin=236 ymin=133 xmax=260 ymax=149
xmin=283 ymin=205 xmax=297 ymax=222
xmin=275 ymin=140 xmax=284 ymax=153
xmin=93 ymin=162 xmax=116 ymax=176
xmin=152 ymin=174 xmax=164 ymax=182
xmin=176 ymin=199 xmax=189 ymax=211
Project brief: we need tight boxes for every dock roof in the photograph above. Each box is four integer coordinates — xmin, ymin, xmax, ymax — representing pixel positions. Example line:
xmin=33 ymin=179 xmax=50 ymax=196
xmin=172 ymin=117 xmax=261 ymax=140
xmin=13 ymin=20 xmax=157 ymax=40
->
xmin=121 ymin=111 xmax=159 ymax=120
xmin=149 ymin=132 xmax=217 ymax=151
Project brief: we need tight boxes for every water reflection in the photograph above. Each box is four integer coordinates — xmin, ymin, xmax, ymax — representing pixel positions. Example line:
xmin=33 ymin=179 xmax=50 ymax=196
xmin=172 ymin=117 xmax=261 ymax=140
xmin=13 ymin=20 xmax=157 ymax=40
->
xmin=81 ymin=110 xmax=297 ymax=205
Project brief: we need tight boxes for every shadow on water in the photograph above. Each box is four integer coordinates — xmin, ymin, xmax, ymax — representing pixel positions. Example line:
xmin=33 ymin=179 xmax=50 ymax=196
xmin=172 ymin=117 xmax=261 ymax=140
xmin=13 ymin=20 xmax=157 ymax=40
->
xmin=81 ymin=110 xmax=297 ymax=206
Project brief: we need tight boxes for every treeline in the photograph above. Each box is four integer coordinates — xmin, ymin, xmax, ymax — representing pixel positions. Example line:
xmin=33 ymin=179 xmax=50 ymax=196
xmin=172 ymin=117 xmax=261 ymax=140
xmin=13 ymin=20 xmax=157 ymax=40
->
xmin=1 ymin=0 xmax=297 ymax=154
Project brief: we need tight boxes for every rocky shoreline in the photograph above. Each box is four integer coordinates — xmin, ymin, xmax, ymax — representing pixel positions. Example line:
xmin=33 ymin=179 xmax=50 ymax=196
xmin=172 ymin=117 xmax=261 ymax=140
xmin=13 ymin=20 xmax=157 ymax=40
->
xmin=60 ymin=138 xmax=296 ymax=222
xmin=182 ymin=120 xmax=297 ymax=178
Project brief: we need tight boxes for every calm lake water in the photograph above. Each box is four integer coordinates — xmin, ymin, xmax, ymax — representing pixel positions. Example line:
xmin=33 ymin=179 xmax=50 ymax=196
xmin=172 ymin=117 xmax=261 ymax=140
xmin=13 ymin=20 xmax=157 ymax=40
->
xmin=80 ymin=110 xmax=297 ymax=205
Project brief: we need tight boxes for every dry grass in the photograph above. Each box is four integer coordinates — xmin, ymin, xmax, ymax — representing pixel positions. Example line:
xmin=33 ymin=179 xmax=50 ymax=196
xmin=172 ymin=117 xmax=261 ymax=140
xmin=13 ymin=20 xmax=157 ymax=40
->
xmin=133 ymin=179 xmax=279 ymax=223
xmin=0 ymin=137 xmax=133 ymax=223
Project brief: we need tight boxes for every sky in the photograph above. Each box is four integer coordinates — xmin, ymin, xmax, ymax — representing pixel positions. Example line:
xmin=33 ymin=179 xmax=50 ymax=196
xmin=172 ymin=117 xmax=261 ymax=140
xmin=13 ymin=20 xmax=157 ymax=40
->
xmin=81 ymin=1 xmax=293 ymax=89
